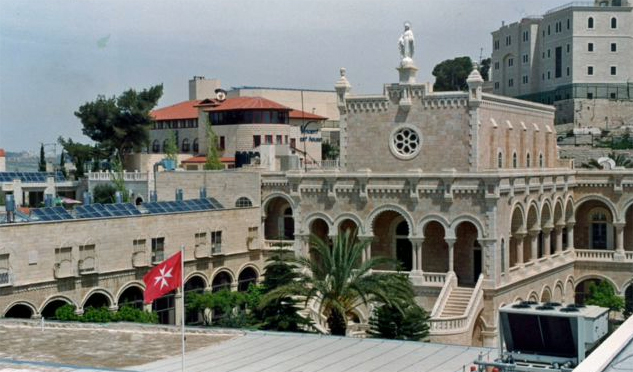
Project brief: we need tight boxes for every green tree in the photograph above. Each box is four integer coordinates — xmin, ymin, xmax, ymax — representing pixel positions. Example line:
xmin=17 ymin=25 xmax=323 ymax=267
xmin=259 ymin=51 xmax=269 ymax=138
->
xmin=321 ymin=142 xmax=339 ymax=160
xmin=111 ymin=156 xmax=129 ymax=202
xmin=58 ymin=137 xmax=95 ymax=178
xmin=187 ymin=289 xmax=256 ymax=328
xmin=38 ymin=144 xmax=46 ymax=172
xmin=368 ymin=301 xmax=430 ymax=341
xmin=261 ymin=229 xmax=414 ymax=336
xmin=479 ymin=58 xmax=491 ymax=81
xmin=204 ymin=119 xmax=223 ymax=170
xmin=164 ymin=130 xmax=178 ymax=162
xmin=581 ymin=152 xmax=633 ymax=169
xmin=74 ymin=85 xmax=163 ymax=158
xmin=432 ymin=56 xmax=473 ymax=92
xmin=93 ymin=183 xmax=117 ymax=204
xmin=253 ymin=250 xmax=311 ymax=332
xmin=586 ymin=281 xmax=624 ymax=312
xmin=59 ymin=151 xmax=67 ymax=178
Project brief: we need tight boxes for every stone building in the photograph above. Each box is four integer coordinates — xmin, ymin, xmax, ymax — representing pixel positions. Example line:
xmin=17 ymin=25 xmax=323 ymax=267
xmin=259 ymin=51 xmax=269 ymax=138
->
xmin=491 ymin=0 xmax=633 ymax=128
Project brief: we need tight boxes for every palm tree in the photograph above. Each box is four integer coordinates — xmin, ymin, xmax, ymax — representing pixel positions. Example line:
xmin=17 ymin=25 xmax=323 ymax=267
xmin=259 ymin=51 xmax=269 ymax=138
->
xmin=581 ymin=152 xmax=633 ymax=169
xmin=261 ymin=229 xmax=415 ymax=336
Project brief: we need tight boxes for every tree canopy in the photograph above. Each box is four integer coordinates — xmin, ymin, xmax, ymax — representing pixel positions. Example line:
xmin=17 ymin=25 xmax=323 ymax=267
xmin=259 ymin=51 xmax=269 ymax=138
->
xmin=432 ymin=56 xmax=474 ymax=92
xmin=74 ymin=85 xmax=163 ymax=158
xmin=261 ymin=229 xmax=415 ymax=336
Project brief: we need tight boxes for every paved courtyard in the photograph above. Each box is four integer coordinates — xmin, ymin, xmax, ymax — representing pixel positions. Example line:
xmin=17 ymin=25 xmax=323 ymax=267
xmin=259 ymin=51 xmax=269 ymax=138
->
xmin=0 ymin=320 xmax=239 ymax=371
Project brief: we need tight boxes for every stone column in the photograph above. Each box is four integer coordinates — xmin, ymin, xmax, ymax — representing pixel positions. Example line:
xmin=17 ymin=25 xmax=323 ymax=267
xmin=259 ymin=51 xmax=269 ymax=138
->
xmin=542 ymin=227 xmax=553 ymax=257
xmin=296 ymin=234 xmax=310 ymax=258
xmin=446 ymin=238 xmax=456 ymax=273
xmin=529 ymin=230 xmax=539 ymax=262
xmin=514 ymin=233 xmax=526 ymax=266
xmin=614 ymin=223 xmax=625 ymax=254
xmin=409 ymin=238 xmax=424 ymax=273
xmin=566 ymin=223 xmax=575 ymax=250
xmin=555 ymin=225 xmax=564 ymax=253
xmin=358 ymin=235 xmax=374 ymax=263
xmin=175 ymin=289 xmax=183 ymax=326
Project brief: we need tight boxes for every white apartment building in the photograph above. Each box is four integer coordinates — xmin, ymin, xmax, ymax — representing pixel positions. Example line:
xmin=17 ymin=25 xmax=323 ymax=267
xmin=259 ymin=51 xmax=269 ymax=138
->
xmin=491 ymin=0 xmax=633 ymax=128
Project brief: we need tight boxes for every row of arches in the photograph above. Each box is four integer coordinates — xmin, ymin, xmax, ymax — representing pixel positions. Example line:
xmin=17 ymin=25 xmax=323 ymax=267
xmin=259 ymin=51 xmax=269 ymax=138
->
xmin=151 ymin=138 xmax=199 ymax=154
xmin=2 ymin=266 xmax=259 ymax=325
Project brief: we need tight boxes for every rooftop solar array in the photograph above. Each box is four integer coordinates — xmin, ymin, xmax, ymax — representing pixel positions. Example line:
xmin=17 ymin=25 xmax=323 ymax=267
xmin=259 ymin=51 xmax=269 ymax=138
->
xmin=75 ymin=203 xmax=142 ymax=219
xmin=29 ymin=206 xmax=74 ymax=221
xmin=0 ymin=171 xmax=66 ymax=183
xmin=143 ymin=198 xmax=223 ymax=214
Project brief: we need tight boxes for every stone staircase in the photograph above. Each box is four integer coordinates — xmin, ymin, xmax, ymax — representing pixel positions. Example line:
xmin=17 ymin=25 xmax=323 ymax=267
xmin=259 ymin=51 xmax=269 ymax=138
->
xmin=438 ymin=286 xmax=474 ymax=318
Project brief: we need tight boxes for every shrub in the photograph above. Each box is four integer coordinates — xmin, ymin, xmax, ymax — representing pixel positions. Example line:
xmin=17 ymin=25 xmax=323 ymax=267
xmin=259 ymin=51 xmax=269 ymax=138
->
xmin=53 ymin=304 xmax=157 ymax=324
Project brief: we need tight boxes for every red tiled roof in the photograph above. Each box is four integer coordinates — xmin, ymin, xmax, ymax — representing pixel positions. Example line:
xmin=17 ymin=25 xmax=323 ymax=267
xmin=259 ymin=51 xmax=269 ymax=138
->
xmin=203 ymin=97 xmax=291 ymax=112
xmin=0 ymin=149 xmax=5 ymax=157
xmin=289 ymin=109 xmax=327 ymax=121
xmin=151 ymin=100 xmax=201 ymax=121
xmin=181 ymin=156 xmax=235 ymax=164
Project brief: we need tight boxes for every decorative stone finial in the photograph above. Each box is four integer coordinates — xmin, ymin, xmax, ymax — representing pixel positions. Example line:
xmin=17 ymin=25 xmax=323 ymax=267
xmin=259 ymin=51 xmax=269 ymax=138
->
xmin=466 ymin=66 xmax=484 ymax=84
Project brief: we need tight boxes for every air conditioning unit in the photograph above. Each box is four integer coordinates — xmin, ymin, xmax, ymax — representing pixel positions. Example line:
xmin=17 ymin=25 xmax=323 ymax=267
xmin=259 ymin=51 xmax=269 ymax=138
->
xmin=498 ymin=301 xmax=609 ymax=368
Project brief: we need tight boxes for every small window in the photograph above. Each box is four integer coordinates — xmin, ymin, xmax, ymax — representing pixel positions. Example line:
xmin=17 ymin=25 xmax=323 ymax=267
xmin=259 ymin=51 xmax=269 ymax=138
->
xmin=498 ymin=152 xmax=503 ymax=168
xmin=219 ymin=136 xmax=225 ymax=150
xmin=151 ymin=237 xmax=165 ymax=263
xmin=587 ymin=66 xmax=594 ymax=75
xmin=547 ymin=71 xmax=551 ymax=80
xmin=494 ymin=82 xmax=500 ymax=89
xmin=547 ymin=49 xmax=551 ymax=58
xmin=611 ymin=17 xmax=617 ymax=29
xmin=265 ymin=135 xmax=273 ymax=144
xmin=567 ymin=44 xmax=570 ymax=53
xmin=508 ymin=78 xmax=514 ymax=87
xmin=587 ymin=92 xmax=594 ymax=99
xmin=588 ymin=17 xmax=594 ymax=29
xmin=235 ymin=197 xmax=253 ymax=208
xmin=494 ymin=62 xmax=499 ymax=70
xmin=276 ymin=135 xmax=282 ymax=144
xmin=253 ymin=135 xmax=261 ymax=148
xmin=547 ymin=25 xmax=551 ymax=35
xmin=610 ymin=92 xmax=617 ymax=100
xmin=526 ymin=153 xmax=531 ymax=167
xmin=211 ymin=231 xmax=222 ymax=254
xmin=508 ymin=58 xmax=514 ymax=67
xmin=194 ymin=232 xmax=207 ymax=252
xmin=181 ymin=138 xmax=190 ymax=152
xmin=611 ymin=66 xmax=617 ymax=75
xmin=152 ymin=140 xmax=160 ymax=153
xmin=567 ymin=19 xmax=570 ymax=30
xmin=539 ymin=153 xmax=544 ymax=168
xmin=567 ymin=67 xmax=570 ymax=76
xmin=588 ymin=43 xmax=594 ymax=52
xmin=522 ymin=76 xmax=529 ymax=84
xmin=512 ymin=152 xmax=518 ymax=168
xmin=192 ymin=138 xmax=199 ymax=153
xmin=611 ymin=43 xmax=617 ymax=52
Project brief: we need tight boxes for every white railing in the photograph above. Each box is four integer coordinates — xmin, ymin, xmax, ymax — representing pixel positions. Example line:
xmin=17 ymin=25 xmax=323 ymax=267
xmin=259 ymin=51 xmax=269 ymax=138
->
xmin=263 ymin=239 xmax=294 ymax=250
xmin=305 ymin=159 xmax=340 ymax=170
xmin=88 ymin=171 xmax=148 ymax=182
xmin=421 ymin=272 xmax=447 ymax=287
xmin=575 ymin=249 xmax=615 ymax=261
xmin=429 ymin=274 xmax=484 ymax=335
xmin=430 ymin=271 xmax=457 ymax=318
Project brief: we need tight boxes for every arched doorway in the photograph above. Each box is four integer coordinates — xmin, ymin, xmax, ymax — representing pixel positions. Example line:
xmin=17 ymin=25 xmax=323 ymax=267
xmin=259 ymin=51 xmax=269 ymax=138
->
xmin=309 ymin=218 xmax=330 ymax=258
xmin=338 ymin=218 xmax=359 ymax=237
xmin=575 ymin=278 xmax=603 ymax=305
xmin=41 ymin=299 xmax=71 ymax=319
xmin=454 ymin=222 xmax=480 ymax=286
xmin=525 ymin=204 xmax=539 ymax=262
xmin=237 ymin=267 xmax=258 ymax=292
xmin=371 ymin=211 xmax=412 ymax=271
xmin=118 ymin=285 xmax=144 ymax=310
xmin=83 ymin=292 xmax=111 ymax=310
xmin=624 ymin=204 xmax=633 ymax=252
xmin=264 ymin=197 xmax=294 ymax=241
xmin=509 ymin=206 xmax=525 ymax=267
xmin=575 ymin=201 xmax=614 ymax=250
xmin=184 ymin=275 xmax=207 ymax=325
xmin=152 ymin=290 xmax=175 ymax=325
xmin=212 ymin=271 xmax=233 ymax=292
xmin=421 ymin=221 xmax=448 ymax=273
xmin=625 ymin=285 xmax=633 ymax=317
xmin=4 ymin=303 xmax=35 ymax=319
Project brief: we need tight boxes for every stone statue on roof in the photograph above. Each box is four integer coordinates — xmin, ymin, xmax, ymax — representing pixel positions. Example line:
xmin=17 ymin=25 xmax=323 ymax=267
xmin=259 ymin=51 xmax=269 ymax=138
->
xmin=398 ymin=22 xmax=415 ymax=64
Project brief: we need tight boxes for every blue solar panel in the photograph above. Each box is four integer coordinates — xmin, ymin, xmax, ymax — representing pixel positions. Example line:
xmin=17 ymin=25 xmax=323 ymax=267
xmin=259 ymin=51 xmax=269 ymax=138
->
xmin=29 ymin=207 xmax=73 ymax=221
xmin=0 ymin=172 xmax=66 ymax=183
xmin=142 ymin=198 xmax=223 ymax=215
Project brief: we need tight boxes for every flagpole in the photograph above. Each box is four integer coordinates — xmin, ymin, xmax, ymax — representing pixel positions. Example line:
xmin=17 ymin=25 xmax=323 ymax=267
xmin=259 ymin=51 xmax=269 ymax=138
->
xmin=180 ymin=244 xmax=185 ymax=372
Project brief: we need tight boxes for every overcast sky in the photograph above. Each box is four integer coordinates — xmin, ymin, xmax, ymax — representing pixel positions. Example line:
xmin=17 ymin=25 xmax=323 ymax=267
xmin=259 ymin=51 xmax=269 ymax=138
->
xmin=0 ymin=0 xmax=556 ymax=153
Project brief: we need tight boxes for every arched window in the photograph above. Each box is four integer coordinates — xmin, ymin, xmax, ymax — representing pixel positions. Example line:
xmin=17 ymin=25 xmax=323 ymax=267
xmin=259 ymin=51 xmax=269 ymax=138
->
xmin=589 ymin=208 xmax=610 ymax=249
xmin=512 ymin=152 xmax=518 ymax=168
xmin=235 ymin=197 xmax=253 ymax=208
xmin=192 ymin=138 xmax=199 ymax=153
xmin=152 ymin=140 xmax=160 ymax=153
xmin=498 ymin=152 xmax=503 ymax=168
xmin=539 ymin=153 xmax=544 ymax=168
xmin=526 ymin=153 xmax=531 ymax=168
xmin=588 ymin=17 xmax=594 ymax=29
xmin=162 ymin=140 xmax=169 ymax=153
xmin=181 ymin=138 xmax=190 ymax=153
xmin=611 ymin=17 xmax=617 ymax=29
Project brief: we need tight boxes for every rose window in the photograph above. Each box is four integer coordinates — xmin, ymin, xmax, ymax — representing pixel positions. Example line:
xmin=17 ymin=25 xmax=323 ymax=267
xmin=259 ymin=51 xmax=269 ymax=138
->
xmin=389 ymin=125 xmax=422 ymax=159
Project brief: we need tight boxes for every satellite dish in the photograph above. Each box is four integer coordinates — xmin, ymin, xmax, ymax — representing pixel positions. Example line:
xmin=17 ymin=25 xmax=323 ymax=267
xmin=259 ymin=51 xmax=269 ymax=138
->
xmin=215 ymin=88 xmax=227 ymax=102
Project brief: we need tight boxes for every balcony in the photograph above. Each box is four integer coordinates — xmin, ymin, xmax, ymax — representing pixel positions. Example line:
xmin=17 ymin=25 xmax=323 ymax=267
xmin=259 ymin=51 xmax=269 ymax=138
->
xmin=78 ymin=257 xmax=98 ymax=275
xmin=54 ymin=259 xmax=75 ymax=278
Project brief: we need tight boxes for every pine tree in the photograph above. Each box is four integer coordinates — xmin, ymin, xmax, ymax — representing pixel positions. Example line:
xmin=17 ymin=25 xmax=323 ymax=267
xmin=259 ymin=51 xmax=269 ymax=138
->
xmin=204 ymin=119 xmax=224 ymax=170
xmin=38 ymin=144 xmax=46 ymax=172
xmin=59 ymin=151 xmax=67 ymax=178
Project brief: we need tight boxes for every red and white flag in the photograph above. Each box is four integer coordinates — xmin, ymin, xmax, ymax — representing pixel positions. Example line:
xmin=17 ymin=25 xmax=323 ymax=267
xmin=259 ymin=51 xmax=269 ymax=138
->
xmin=143 ymin=251 xmax=182 ymax=304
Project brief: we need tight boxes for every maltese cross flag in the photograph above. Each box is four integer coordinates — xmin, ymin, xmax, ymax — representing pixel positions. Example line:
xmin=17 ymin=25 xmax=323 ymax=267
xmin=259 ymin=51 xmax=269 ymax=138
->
xmin=143 ymin=251 xmax=182 ymax=304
